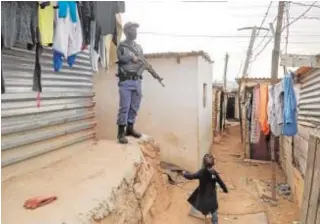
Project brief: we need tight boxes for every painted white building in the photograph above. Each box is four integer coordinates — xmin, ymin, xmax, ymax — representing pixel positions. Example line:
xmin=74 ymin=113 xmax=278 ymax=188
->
xmin=94 ymin=51 xmax=213 ymax=171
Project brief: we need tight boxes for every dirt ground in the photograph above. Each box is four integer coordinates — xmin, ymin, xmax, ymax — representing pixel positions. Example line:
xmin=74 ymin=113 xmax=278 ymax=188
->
xmin=152 ymin=125 xmax=300 ymax=224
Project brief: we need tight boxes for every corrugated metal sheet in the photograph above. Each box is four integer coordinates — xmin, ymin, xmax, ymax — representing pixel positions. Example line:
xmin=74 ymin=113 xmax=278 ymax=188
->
xmin=1 ymin=45 xmax=96 ymax=167
xmin=298 ymin=68 xmax=320 ymax=127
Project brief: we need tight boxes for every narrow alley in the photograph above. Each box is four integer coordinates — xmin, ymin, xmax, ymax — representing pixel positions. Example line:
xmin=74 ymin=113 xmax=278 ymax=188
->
xmin=2 ymin=2 xmax=320 ymax=224
xmin=153 ymin=125 xmax=300 ymax=224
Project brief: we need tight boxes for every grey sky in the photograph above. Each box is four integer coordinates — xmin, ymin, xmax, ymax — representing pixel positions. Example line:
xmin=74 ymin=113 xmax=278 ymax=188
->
xmin=123 ymin=1 xmax=320 ymax=86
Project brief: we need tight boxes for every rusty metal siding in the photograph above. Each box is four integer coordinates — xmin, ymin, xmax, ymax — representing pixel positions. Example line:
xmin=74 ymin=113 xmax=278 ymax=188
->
xmin=1 ymin=46 xmax=96 ymax=167
xmin=298 ymin=68 xmax=320 ymax=127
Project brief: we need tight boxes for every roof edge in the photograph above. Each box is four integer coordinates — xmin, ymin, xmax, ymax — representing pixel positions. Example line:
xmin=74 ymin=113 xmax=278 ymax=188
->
xmin=144 ymin=51 xmax=214 ymax=64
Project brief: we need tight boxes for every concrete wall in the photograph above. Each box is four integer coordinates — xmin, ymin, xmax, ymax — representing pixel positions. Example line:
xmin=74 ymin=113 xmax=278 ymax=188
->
xmin=94 ymin=55 xmax=209 ymax=171
xmin=197 ymin=57 xmax=213 ymax=167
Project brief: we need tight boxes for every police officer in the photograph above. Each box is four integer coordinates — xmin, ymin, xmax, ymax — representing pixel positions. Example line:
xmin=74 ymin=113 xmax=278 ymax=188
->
xmin=116 ymin=22 xmax=145 ymax=144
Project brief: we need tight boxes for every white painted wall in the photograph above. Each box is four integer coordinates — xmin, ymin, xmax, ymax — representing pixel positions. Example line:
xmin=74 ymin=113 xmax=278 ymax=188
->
xmin=197 ymin=57 xmax=213 ymax=164
xmin=94 ymin=55 xmax=212 ymax=171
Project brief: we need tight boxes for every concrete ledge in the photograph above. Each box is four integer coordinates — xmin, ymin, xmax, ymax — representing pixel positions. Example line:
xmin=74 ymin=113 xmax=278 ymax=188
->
xmin=2 ymin=137 xmax=168 ymax=224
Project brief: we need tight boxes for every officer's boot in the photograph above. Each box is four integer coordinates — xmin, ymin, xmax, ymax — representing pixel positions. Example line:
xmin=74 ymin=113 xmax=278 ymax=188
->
xmin=126 ymin=122 xmax=142 ymax=138
xmin=117 ymin=125 xmax=128 ymax=144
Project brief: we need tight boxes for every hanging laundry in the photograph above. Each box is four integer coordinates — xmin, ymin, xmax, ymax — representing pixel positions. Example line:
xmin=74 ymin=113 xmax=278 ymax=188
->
xmin=267 ymin=82 xmax=284 ymax=137
xmin=250 ymin=86 xmax=260 ymax=144
xmin=258 ymin=84 xmax=270 ymax=136
xmin=90 ymin=21 xmax=99 ymax=72
xmin=95 ymin=1 xmax=125 ymax=36
xmin=100 ymin=36 xmax=107 ymax=69
xmin=53 ymin=1 xmax=83 ymax=72
xmin=1 ymin=2 xmax=17 ymax=49
xmin=93 ymin=1 xmax=125 ymax=69
xmin=105 ymin=12 xmax=124 ymax=69
xmin=89 ymin=20 xmax=107 ymax=72
xmin=246 ymin=95 xmax=252 ymax=122
xmin=32 ymin=41 xmax=42 ymax=93
xmin=1 ymin=2 xmax=42 ymax=93
xmin=58 ymin=1 xmax=78 ymax=22
xmin=283 ymin=73 xmax=298 ymax=136
xmin=16 ymin=2 xmax=38 ymax=50
xmin=1 ymin=2 xmax=38 ymax=49
xmin=1 ymin=34 xmax=5 ymax=94
xmin=38 ymin=1 xmax=54 ymax=46
xmin=78 ymin=1 xmax=94 ymax=49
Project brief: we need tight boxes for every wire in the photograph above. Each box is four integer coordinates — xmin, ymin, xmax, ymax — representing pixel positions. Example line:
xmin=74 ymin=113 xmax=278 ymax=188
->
xmin=284 ymin=2 xmax=290 ymax=54
xmin=139 ymin=32 xmax=320 ymax=38
xmin=250 ymin=2 xmax=273 ymax=64
xmin=290 ymin=1 xmax=320 ymax=8
xmin=252 ymin=1 xmax=318 ymax=62
xmin=251 ymin=16 xmax=277 ymax=62
xmin=302 ymin=16 xmax=320 ymax=20
xmin=281 ymin=1 xmax=318 ymax=32
xmin=255 ymin=1 xmax=273 ymax=39
xmin=282 ymin=2 xmax=290 ymax=74
xmin=180 ymin=0 xmax=227 ymax=2
xmin=231 ymin=15 xmax=320 ymax=20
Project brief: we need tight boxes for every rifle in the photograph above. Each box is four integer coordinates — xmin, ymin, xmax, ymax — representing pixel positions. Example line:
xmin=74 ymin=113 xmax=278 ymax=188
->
xmin=121 ymin=44 xmax=165 ymax=87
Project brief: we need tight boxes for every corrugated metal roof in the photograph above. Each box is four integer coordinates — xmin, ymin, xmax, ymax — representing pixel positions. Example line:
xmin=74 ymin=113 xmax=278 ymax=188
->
xmin=212 ymin=83 xmax=223 ymax=88
xmin=144 ymin=51 xmax=214 ymax=63
xmin=235 ymin=77 xmax=281 ymax=84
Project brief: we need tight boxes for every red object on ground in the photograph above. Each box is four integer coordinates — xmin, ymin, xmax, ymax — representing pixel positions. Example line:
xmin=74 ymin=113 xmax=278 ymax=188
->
xmin=23 ymin=196 xmax=57 ymax=210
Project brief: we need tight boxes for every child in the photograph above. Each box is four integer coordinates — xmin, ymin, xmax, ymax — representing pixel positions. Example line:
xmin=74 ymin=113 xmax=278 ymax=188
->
xmin=183 ymin=154 xmax=228 ymax=224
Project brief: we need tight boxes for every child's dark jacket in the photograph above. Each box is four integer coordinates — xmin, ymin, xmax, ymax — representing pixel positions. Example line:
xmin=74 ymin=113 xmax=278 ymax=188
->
xmin=183 ymin=168 xmax=228 ymax=215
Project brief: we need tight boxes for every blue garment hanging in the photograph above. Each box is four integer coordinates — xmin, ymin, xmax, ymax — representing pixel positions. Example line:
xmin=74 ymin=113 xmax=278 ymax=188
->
xmin=57 ymin=1 xmax=77 ymax=23
xmin=282 ymin=72 xmax=298 ymax=136
xmin=53 ymin=1 xmax=82 ymax=72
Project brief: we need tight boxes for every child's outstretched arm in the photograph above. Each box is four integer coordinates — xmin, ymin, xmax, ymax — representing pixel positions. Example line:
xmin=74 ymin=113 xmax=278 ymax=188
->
xmin=183 ymin=170 xmax=201 ymax=180
xmin=216 ymin=173 xmax=228 ymax=193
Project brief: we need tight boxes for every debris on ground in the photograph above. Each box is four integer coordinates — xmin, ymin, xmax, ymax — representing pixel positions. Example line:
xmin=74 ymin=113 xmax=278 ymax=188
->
xmin=23 ymin=196 xmax=57 ymax=210
xmin=264 ymin=182 xmax=293 ymax=200
xmin=276 ymin=183 xmax=291 ymax=197
xmin=160 ymin=161 xmax=191 ymax=185
xmin=243 ymin=159 xmax=272 ymax=165
xmin=228 ymin=153 xmax=242 ymax=158
xmin=223 ymin=216 xmax=239 ymax=222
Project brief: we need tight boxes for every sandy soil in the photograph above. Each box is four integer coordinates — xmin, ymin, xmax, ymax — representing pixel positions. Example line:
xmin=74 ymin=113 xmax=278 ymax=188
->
xmin=152 ymin=125 xmax=300 ymax=224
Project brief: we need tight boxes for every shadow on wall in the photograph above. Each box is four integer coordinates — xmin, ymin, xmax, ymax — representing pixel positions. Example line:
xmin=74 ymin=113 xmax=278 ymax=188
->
xmin=93 ymin=68 xmax=119 ymax=140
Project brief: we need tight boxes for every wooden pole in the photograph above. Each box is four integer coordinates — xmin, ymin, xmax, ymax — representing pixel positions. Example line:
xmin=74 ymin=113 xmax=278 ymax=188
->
xmin=237 ymin=26 xmax=268 ymax=143
xmin=270 ymin=1 xmax=285 ymax=201
xmin=222 ymin=53 xmax=229 ymax=132
xmin=223 ymin=53 xmax=229 ymax=91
